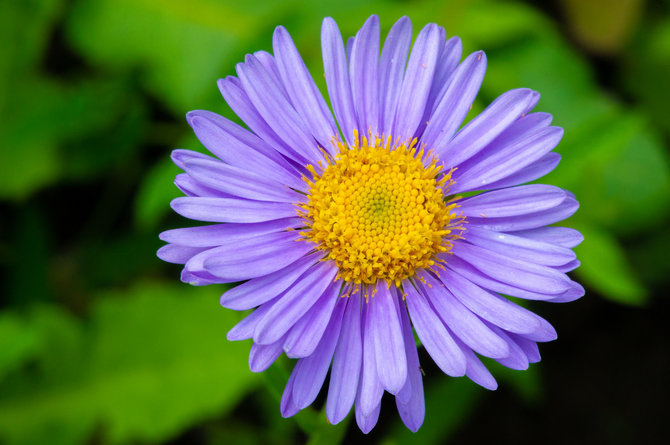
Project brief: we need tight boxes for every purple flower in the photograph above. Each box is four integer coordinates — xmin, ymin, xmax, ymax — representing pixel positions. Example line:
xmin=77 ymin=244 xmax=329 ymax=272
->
xmin=158 ymin=15 xmax=584 ymax=433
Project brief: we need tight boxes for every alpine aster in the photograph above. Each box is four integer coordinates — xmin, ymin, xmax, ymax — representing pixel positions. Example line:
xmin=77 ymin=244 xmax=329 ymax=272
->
xmin=158 ymin=15 xmax=584 ymax=433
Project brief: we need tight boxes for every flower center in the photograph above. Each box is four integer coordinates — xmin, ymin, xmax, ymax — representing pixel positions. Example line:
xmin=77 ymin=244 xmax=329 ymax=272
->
xmin=297 ymin=135 xmax=462 ymax=287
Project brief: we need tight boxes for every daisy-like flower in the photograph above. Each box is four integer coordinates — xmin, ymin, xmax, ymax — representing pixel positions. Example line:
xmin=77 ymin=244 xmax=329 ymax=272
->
xmin=158 ymin=15 xmax=584 ymax=433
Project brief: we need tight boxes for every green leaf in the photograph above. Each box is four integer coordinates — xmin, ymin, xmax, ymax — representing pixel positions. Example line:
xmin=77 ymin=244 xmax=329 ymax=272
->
xmin=0 ymin=281 xmax=258 ymax=445
xmin=574 ymin=225 xmax=647 ymax=305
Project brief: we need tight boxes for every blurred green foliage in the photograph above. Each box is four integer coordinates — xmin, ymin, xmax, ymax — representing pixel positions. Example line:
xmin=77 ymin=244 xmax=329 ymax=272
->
xmin=1 ymin=0 xmax=669 ymax=444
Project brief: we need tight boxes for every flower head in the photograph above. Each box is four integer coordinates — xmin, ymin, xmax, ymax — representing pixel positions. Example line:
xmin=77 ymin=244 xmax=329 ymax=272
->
xmin=158 ymin=15 xmax=584 ymax=433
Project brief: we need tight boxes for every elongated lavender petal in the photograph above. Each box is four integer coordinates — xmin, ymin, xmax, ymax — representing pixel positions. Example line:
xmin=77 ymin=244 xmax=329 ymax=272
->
xmin=227 ymin=297 xmax=280 ymax=341
xmin=421 ymin=51 xmax=486 ymax=150
xmin=253 ymin=262 xmax=337 ymax=344
xmin=171 ymin=197 xmax=297 ymax=223
xmin=283 ymin=282 xmax=341 ymax=358
xmin=514 ymin=226 xmax=584 ymax=248
xmin=458 ymin=184 xmax=567 ymax=218
xmin=350 ymin=15 xmax=381 ymax=135
xmin=392 ymin=23 xmax=442 ymax=141
xmin=273 ymin=26 xmax=339 ymax=153
xmin=358 ymin=302 xmax=384 ymax=416
xmin=395 ymin=302 xmax=425 ymax=432
xmin=322 ymin=17 xmax=358 ymax=145
xmin=249 ymin=337 xmax=285 ymax=372
xmin=327 ymin=296 xmax=362 ymax=425
xmin=479 ymin=152 xmax=561 ymax=192
xmin=220 ymin=253 xmax=320 ymax=310
xmin=466 ymin=197 xmax=579 ymax=232
xmin=405 ymin=283 xmax=467 ymax=376
xmin=379 ymin=16 xmax=412 ymax=135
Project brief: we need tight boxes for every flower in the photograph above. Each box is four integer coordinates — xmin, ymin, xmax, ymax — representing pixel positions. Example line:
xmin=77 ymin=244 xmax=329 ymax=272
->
xmin=157 ymin=15 xmax=584 ymax=433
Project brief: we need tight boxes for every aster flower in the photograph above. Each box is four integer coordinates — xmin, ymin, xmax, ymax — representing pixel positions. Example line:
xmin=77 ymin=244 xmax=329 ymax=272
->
xmin=158 ymin=15 xmax=584 ymax=433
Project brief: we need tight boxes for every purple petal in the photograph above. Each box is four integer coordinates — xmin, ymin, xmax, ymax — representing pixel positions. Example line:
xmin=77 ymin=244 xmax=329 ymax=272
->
xmin=419 ymin=274 xmax=509 ymax=359
xmin=217 ymin=76 xmax=303 ymax=163
xmin=159 ymin=218 xmax=301 ymax=248
xmin=200 ymin=232 xmax=312 ymax=281
xmin=249 ymin=337 xmax=285 ymax=372
xmin=227 ymin=297 xmax=280 ymax=341
xmin=510 ymin=333 xmax=541 ymax=363
xmin=236 ymin=54 xmax=323 ymax=164
xmin=358 ymin=300 xmax=384 ymax=416
xmin=379 ymin=16 xmax=412 ymax=136
xmin=253 ymin=262 xmax=337 ymax=344
xmin=434 ymin=268 xmax=542 ymax=335
xmin=464 ymin=226 xmax=576 ymax=266
xmin=458 ymin=184 xmax=567 ymax=218
xmin=395 ymin=302 xmax=425 ymax=432
xmin=445 ymin=255 xmax=580 ymax=301
xmin=174 ymin=173 xmax=229 ymax=198
xmin=280 ymin=369 xmax=301 ymax=418
xmin=369 ymin=283 xmax=407 ymax=394
xmin=291 ymin=299 xmax=346 ymax=409
xmin=171 ymin=197 xmax=297 ymax=223
xmin=220 ymin=253 xmax=320 ymax=310
xmin=450 ymin=242 xmax=573 ymax=294
xmin=424 ymin=36 xmax=463 ymax=117
xmin=486 ymin=324 xmax=530 ymax=370
xmin=452 ymin=126 xmax=563 ymax=193
xmin=283 ymin=282 xmax=341 ymax=358
xmin=185 ymin=110 xmax=304 ymax=189
xmin=514 ymin=226 xmax=584 ymax=248
xmin=157 ymin=244 xmax=207 ymax=264
xmin=405 ymin=283 xmax=466 ymax=376
xmin=321 ymin=17 xmax=358 ymax=145
xmin=273 ymin=26 xmax=339 ymax=153
xmin=466 ymin=197 xmax=579 ymax=232
xmin=355 ymin=394 xmax=381 ymax=434
xmin=350 ymin=15 xmax=381 ymax=135
xmin=480 ymin=152 xmax=561 ymax=191
xmin=453 ymin=336 xmax=498 ymax=390
xmin=327 ymin=295 xmax=363 ymax=425
xmin=392 ymin=23 xmax=443 ymax=141
xmin=437 ymin=88 xmax=537 ymax=166
xmin=421 ymin=51 xmax=486 ymax=151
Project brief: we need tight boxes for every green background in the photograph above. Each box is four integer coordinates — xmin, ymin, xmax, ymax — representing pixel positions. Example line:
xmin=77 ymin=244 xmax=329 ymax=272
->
xmin=1 ymin=0 xmax=668 ymax=443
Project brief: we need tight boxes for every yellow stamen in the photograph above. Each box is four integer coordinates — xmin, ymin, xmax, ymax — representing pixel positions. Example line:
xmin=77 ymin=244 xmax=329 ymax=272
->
xmin=297 ymin=133 xmax=463 ymax=287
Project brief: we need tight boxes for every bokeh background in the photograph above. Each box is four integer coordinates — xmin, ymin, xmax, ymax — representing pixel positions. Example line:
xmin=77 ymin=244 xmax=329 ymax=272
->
xmin=1 ymin=0 xmax=669 ymax=444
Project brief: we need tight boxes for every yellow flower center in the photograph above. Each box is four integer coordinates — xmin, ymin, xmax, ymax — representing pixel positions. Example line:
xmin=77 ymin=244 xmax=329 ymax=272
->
xmin=297 ymin=135 xmax=463 ymax=288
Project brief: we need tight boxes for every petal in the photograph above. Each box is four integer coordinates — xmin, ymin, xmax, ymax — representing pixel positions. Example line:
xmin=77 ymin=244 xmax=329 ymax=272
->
xmin=433 ymin=268 xmax=542 ymax=335
xmin=452 ymin=126 xmax=563 ymax=193
xmin=236 ymin=54 xmax=323 ymax=164
xmin=437 ymin=88 xmax=537 ymax=166
xmin=174 ymin=173 xmax=231 ymax=198
xmin=514 ymin=226 xmax=584 ymax=248
xmin=466 ymin=196 xmax=579 ymax=232
xmin=220 ymin=253 xmax=320 ymax=310
xmin=283 ymin=281 xmax=340 ymax=358
xmin=355 ymin=395 xmax=381 ymax=434
xmin=171 ymin=197 xmax=297 ymax=223
xmin=350 ymin=15 xmax=381 ymax=135
xmin=392 ymin=23 xmax=443 ymax=141
xmin=379 ymin=16 xmax=412 ymax=136
xmin=280 ymin=369 xmax=301 ymax=418
xmin=451 ymin=242 xmax=573 ymax=294
xmin=327 ymin=295 xmax=363 ymax=425
xmin=464 ymin=226 xmax=576 ymax=266
xmin=157 ymin=244 xmax=207 ymax=264
xmin=510 ymin=333 xmax=541 ymax=363
xmin=486 ymin=323 xmax=530 ymax=370
xmin=369 ymin=283 xmax=407 ymax=394
xmin=273 ymin=26 xmax=339 ymax=152
xmin=458 ymin=336 xmax=498 ymax=391
xmin=424 ymin=36 xmax=463 ymax=116
xmin=358 ymin=300 xmax=384 ymax=416
xmin=419 ymin=274 xmax=510 ymax=359
xmin=253 ymin=262 xmax=337 ymax=344
xmin=421 ymin=51 xmax=486 ymax=150
xmin=159 ymin=218 xmax=301 ymax=248
xmin=200 ymin=232 xmax=312 ymax=281
xmin=227 ymin=297 xmax=280 ymax=341
xmin=291 ymin=299 xmax=346 ymax=409
xmin=395 ymin=303 xmax=425 ymax=432
xmin=458 ymin=184 xmax=567 ymax=218
xmin=405 ymin=283 xmax=466 ymax=376
xmin=185 ymin=110 xmax=304 ymax=189
xmin=321 ymin=17 xmax=358 ymax=145
xmin=480 ymin=152 xmax=562 ymax=191
xmin=217 ymin=76 xmax=301 ymax=163
xmin=249 ymin=337 xmax=285 ymax=372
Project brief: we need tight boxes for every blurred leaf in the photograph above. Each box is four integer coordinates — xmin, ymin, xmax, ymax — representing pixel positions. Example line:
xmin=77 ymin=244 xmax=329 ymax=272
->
xmin=66 ymin=0 xmax=288 ymax=113
xmin=0 ymin=314 xmax=42 ymax=382
xmin=561 ymin=0 xmax=644 ymax=54
xmin=0 ymin=281 xmax=257 ymax=445
xmin=574 ymin=225 xmax=647 ymax=305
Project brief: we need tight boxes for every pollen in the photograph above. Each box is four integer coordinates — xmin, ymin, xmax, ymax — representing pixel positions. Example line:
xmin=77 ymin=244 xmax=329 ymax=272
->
xmin=296 ymin=134 xmax=463 ymax=288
